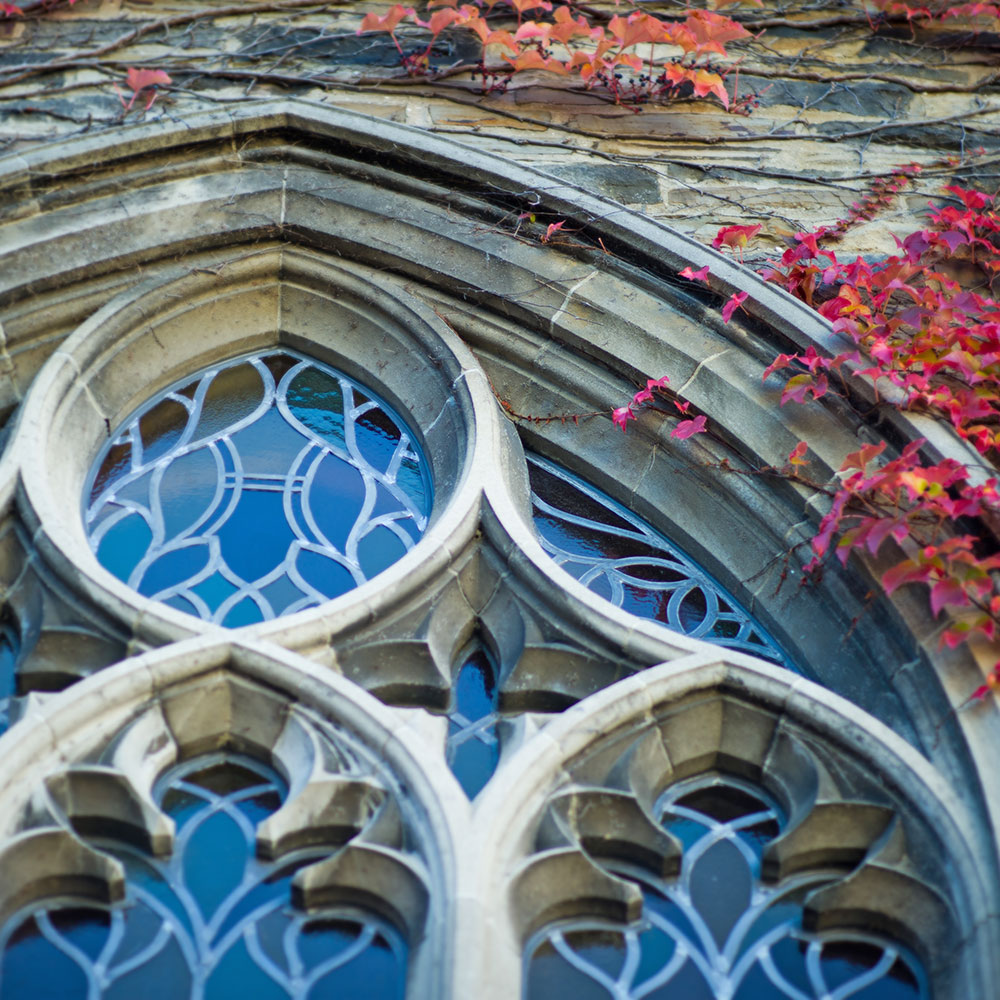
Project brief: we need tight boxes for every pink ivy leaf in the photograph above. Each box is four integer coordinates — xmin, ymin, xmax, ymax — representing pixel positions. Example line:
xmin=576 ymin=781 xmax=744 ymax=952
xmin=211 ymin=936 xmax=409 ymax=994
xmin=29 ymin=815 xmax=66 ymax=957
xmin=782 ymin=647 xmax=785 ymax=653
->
xmin=930 ymin=577 xmax=970 ymax=617
xmin=762 ymin=352 xmax=798 ymax=381
xmin=117 ymin=67 xmax=172 ymax=110
xmin=541 ymin=221 xmax=565 ymax=243
xmin=671 ymin=414 xmax=707 ymax=439
xmin=721 ymin=291 xmax=748 ymax=323
xmin=934 ymin=230 xmax=969 ymax=253
xmin=679 ymin=265 xmax=711 ymax=283
xmin=125 ymin=67 xmax=172 ymax=92
xmin=969 ymin=682 xmax=993 ymax=701
xmin=612 ymin=405 xmax=636 ymax=432
xmin=882 ymin=558 xmax=932 ymax=596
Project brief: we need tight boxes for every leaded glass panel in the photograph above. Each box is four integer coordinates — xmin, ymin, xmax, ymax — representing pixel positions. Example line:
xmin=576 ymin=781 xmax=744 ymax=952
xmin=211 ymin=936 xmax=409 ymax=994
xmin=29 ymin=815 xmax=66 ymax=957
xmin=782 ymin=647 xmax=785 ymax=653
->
xmin=84 ymin=352 xmax=432 ymax=626
xmin=0 ymin=755 xmax=407 ymax=999
xmin=524 ymin=779 xmax=925 ymax=999
xmin=527 ymin=455 xmax=789 ymax=667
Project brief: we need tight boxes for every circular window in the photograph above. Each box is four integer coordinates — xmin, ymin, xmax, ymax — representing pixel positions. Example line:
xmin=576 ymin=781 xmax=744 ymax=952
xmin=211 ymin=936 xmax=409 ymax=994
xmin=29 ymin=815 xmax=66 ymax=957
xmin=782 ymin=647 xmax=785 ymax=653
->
xmin=84 ymin=350 xmax=432 ymax=626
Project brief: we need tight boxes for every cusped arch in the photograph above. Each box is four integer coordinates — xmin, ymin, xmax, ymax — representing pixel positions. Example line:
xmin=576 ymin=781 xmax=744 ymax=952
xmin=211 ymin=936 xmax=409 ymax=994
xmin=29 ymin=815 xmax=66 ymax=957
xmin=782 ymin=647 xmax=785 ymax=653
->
xmin=471 ymin=653 xmax=997 ymax=999
xmin=0 ymin=634 xmax=467 ymax=997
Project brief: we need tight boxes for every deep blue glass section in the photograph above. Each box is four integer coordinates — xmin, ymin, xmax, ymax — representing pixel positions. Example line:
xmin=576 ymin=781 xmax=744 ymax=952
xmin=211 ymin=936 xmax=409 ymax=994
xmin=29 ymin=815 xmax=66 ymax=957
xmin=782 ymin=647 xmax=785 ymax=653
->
xmin=0 ymin=756 xmax=407 ymax=1000
xmin=85 ymin=352 xmax=432 ymax=626
xmin=527 ymin=454 xmax=790 ymax=667
xmin=0 ymin=621 xmax=17 ymax=735
xmin=446 ymin=652 xmax=501 ymax=799
xmin=524 ymin=781 xmax=926 ymax=999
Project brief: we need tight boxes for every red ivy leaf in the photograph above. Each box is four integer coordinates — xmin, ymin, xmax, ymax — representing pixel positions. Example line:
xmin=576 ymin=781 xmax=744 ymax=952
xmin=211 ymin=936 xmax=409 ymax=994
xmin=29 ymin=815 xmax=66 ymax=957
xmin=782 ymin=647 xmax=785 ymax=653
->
xmin=787 ymin=441 xmax=808 ymax=466
xmin=882 ymin=558 xmax=932 ymax=595
xmin=713 ymin=224 xmax=761 ymax=252
xmin=125 ymin=67 xmax=172 ymax=92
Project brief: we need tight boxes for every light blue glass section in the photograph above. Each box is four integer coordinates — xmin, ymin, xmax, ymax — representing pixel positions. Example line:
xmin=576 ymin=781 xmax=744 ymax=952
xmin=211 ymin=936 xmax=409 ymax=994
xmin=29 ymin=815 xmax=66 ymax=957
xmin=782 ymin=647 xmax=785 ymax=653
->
xmin=85 ymin=352 xmax=432 ymax=626
xmin=0 ymin=756 xmax=407 ymax=1000
xmin=527 ymin=454 xmax=790 ymax=667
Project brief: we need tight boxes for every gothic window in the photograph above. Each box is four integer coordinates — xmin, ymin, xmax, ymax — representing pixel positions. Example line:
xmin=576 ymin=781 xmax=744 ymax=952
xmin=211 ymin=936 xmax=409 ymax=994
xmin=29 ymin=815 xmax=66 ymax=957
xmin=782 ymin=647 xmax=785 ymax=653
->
xmin=0 ymin=103 xmax=994 ymax=999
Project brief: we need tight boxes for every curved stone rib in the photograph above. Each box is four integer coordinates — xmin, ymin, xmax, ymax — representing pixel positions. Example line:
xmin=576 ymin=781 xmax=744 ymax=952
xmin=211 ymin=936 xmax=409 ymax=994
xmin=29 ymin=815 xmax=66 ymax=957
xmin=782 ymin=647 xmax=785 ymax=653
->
xmin=44 ymin=765 xmax=175 ymax=856
xmin=804 ymin=820 xmax=955 ymax=978
xmin=510 ymin=847 xmax=643 ymax=940
xmin=763 ymin=801 xmax=895 ymax=881
xmin=256 ymin=775 xmax=386 ymax=860
xmin=292 ymin=842 xmax=429 ymax=943
xmin=539 ymin=787 xmax=682 ymax=879
xmin=0 ymin=828 xmax=124 ymax=927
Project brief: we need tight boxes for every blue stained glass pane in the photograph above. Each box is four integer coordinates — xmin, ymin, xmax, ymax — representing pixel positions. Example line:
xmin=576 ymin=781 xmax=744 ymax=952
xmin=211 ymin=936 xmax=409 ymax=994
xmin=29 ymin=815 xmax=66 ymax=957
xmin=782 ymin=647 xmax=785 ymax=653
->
xmin=182 ymin=808 xmax=250 ymax=920
xmin=0 ymin=916 xmax=90 ymax=1000
xmin=455 ymin=656 xmax=494 ymax=720
xmin=689 ymin=840 xmax=753 ymax=946
xmin=525 ymin=938 xmax=616 ymax=1000
xmin=95 ymin=514 xmax=153 ymax=582
xmin=295 ymin=550 xmax=357 ymax=602
xmin=137 ymin=398 xmax=189 ymax=465
xmin=286 ymin=367 xmax=346 ymax=445
xmin=103 ymin=931 xmax=191 ymax=1000
xmin=85 ymin=351 xmax=432 ymax=626
xmin=0 ymin=756 xmax=408 ymax=999
xmin=220 ymin=598 xmax=265 ymax=628
xmin=308 ymin=454 xmax=367 ymax=550
xmin=192 ymin=362 xmax=266 ymax=444
xmin=138 ymin=544 xmax=212 ymax=598
xmin=564 ymin=930 xmax=627 ymax=980
xmin=156 ymin=447 xmax=220 ymax=539
xmin=524 ymin=780 xmax=927 ymax=1000
xmin=356 ymin=526 xmax=408 ymax=578
xmin=632 ymin=921 xmax=678 ymax=987
xmin=214 ymin=489 xmax=298 ymax=582
xmin=190 ymin=572 xmax=241 ymax=610
xmin=47 ymin=908 xmax=111 ymax=959
xmin=446 ymin=652 xmax=501 ymax=799
xmin=0 ymin=623 xmax=18 ymax=735
xmin=204 ymin=938 xmax=290 ymax=1000
xmin=527 ymin=454 xmax=790 ymax=667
